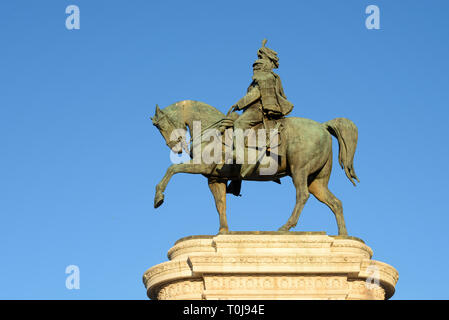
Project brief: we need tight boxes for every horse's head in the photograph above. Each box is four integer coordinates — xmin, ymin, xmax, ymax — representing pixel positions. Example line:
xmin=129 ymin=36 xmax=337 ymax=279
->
xmin=151 ymin=104 xmax=188 ymax=154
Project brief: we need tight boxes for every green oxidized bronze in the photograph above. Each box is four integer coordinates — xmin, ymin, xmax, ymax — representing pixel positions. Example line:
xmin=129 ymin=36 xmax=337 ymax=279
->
xmin=151 ymin=40 xmax=359 ymax=236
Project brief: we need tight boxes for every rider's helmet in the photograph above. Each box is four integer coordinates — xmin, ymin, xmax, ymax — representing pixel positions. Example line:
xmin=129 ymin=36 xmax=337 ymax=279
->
xmin=257 ymin=39 xmax=279 ymax=69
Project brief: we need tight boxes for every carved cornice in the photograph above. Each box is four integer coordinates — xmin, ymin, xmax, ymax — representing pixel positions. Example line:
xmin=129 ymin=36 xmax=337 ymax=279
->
xmin=143 ymin=234 xmax=398 ymax=300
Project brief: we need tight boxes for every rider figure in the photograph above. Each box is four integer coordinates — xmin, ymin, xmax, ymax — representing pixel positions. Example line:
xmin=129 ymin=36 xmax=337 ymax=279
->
xmin=223 ymin=40 xmax=294 ymax=194
xmin=231 ymin=39 xmax=294 ymax=132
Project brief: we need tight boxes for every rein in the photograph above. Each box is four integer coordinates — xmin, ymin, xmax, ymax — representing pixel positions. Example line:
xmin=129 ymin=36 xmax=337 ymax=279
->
xmin=156 ymin=108 xmax=185 ymax=150
xmin=156 ymin=102 xmax=232 ymax=151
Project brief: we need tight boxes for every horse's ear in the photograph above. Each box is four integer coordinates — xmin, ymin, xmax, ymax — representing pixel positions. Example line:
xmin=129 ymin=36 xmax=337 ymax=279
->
xmin=155 ymin=104 xmax=161 ymax=115
xmin=152 ymin=104 xmax=161 ymax=124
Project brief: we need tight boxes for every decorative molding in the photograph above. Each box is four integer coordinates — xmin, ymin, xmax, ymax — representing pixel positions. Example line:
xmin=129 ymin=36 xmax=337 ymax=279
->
xmin=143 ymin=234 xmax=398 ymax=300
xmin=157 ymin=280 xmax=204 ymax=300
xmin=348 ymin=281 xmax=385 ymax=300
xmin=204 ymin=275 xmax=348 ymax=291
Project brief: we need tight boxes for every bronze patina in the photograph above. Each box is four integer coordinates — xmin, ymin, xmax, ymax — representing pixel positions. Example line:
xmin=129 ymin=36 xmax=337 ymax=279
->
xmin=151 ymin=40 xmax=359 ymax=235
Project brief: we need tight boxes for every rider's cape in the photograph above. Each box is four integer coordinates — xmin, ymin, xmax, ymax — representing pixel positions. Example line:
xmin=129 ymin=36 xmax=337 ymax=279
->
xmin=252 ymin=70 xmax=293 ymax=117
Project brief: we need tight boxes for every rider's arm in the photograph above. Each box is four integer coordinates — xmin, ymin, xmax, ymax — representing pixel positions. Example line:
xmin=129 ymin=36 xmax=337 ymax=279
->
xmin=234 ymin=85 xmax=261 ymax=111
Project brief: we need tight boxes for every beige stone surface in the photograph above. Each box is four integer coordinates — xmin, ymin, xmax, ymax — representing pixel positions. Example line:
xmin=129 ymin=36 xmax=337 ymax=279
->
xmin=143 ymin=232 xmax=398 ymax=300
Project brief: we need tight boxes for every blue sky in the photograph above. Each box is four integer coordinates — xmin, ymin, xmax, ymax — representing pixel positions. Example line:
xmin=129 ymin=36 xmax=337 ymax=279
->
xmin=0 ymin=0 xmax=448 ymax=299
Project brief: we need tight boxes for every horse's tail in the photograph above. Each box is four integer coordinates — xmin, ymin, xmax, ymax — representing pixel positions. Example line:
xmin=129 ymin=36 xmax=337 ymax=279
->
xmin=324 ymin=118 xmax=360 ymax=186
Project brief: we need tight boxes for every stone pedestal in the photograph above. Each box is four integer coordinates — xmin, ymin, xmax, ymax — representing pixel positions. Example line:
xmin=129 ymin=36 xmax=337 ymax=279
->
xmin=143 ymin=232 xmax=398 ymax=300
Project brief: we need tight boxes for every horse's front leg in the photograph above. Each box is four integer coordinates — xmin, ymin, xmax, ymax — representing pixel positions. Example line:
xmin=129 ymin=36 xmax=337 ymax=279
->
xmin=154 ymin=162 xmax=215 ymax=208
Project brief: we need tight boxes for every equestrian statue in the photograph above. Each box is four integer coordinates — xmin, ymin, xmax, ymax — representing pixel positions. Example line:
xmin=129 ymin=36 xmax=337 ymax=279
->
xmin=151 ymin=40 xmax=359 ymax=235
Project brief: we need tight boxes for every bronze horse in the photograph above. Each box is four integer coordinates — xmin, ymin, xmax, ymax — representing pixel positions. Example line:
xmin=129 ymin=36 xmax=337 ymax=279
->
xmin=151 ymin=100 xmax=359 ymax=235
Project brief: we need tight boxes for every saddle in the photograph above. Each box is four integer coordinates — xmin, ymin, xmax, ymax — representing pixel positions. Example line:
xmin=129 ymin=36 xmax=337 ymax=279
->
xmin=250 ymin=118 xmax=283 ymax=153
xmin=219 ymin=112 xmax=283 ymax=153
xmin=225 ymin=117 xmax=284 ymax=196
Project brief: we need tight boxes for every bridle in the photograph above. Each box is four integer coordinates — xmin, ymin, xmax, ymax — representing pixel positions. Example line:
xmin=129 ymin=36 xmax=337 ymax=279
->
xmin=154 ymin=108 xmax=187 ymax=151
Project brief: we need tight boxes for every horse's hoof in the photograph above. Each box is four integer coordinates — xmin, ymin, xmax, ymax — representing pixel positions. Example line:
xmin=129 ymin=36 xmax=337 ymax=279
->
xmin=218 ymin=228 xmax=229 ymax=234
xmin=154 ymin=192 xmax=164 ymax=208
xmin=278 ymin=225 xmax=291 ymax=232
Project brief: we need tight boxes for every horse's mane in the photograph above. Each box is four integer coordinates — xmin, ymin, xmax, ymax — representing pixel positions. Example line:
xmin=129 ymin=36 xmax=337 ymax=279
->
xmin=164 ymin=100 xmax=225 ymax=128
xmin=165 ymin=100 xmax=223 ymax=114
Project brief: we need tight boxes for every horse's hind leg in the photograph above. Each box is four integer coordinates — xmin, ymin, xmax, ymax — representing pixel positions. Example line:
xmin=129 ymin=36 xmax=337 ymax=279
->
xmin=308 ymin=159 xmax=348 ymax=235
xmin=208 ymin=178 xmax=229 ymax=234
xmin=278 ymin=168 xmax=310 ymax=231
